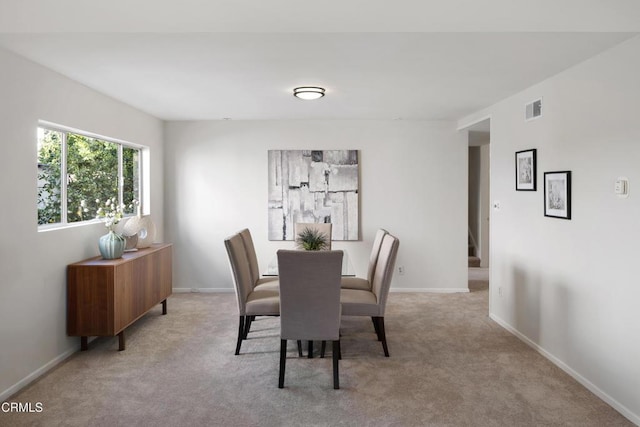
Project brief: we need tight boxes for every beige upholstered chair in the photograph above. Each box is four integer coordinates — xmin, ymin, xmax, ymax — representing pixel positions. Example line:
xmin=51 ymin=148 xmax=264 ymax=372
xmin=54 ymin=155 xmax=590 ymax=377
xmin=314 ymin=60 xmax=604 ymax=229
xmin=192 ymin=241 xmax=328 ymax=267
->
xmin=340 ymin=233 xmax=399 ymax=357
xmin=224 ymin=232 xmax=279 ymax=355
xmin=239 ymin=228 xmax=278 ymax=291
xmin=237 ymin=229 xmax=279 ymax=338
xmin=341 ymin=228 xmax=388 ymax=291
xmin=294 ymin=222 xmax=332 ymax=250
xmin=277 ymin=249 xmax=343 ymax=389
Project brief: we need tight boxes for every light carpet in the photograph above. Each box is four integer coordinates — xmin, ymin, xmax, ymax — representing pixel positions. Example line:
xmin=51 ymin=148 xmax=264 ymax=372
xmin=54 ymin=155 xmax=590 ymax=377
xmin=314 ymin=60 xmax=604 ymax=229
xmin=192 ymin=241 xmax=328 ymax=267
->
xmin=0 ymin=284 xmax=631 ymax=426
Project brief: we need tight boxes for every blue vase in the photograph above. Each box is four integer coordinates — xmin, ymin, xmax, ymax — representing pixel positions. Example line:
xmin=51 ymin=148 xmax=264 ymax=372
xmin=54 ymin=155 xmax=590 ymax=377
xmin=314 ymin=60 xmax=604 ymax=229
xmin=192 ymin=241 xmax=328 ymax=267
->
xmin=98 ymin=231 xmax=126 ymax=259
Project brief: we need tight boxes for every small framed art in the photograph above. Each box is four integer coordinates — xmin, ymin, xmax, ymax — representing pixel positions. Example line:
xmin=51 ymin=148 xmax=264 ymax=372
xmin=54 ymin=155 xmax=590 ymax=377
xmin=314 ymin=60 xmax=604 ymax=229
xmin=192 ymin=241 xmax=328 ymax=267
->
xmin=515 ymin=149 xmax=536 ymax=191
xmin=544 ymin=171 xmax=571 ymax=220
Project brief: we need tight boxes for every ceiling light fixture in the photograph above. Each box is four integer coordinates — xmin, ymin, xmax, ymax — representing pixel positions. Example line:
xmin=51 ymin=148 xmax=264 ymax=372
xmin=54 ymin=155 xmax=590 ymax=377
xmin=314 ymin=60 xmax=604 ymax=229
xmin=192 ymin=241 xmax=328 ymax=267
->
xmin=293 ymin=86 xmax=325 ymax=100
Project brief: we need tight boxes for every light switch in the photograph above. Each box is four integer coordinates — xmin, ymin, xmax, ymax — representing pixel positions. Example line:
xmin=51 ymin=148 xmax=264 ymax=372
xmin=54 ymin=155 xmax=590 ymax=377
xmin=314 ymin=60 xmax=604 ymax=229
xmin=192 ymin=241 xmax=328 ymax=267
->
xmin=615 ymin=177 xmax=629 ymax=198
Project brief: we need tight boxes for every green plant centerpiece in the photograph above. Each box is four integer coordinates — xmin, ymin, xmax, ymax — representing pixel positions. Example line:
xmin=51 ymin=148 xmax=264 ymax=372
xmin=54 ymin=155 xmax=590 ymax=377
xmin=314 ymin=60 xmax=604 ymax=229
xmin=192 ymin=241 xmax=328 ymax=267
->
xmin=296 ymin=227 xmax=329 ymax=251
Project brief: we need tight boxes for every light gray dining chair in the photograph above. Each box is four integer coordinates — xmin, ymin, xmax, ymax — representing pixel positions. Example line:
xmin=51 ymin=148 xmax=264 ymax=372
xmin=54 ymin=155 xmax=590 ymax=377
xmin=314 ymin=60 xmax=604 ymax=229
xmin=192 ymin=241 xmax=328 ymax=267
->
xmin=277 ymin=249 xmax=343 ymax=389
xmin=239 ymin=228 xmax=278 ymax=292
xmin=238 ymin=229 xmax=278 ymax=338
xmin=225 ymin=232 xmax=280 ymax=355
xmin=341 ymin=228 xmax=388 ymax=291
xmin=340 ymin=233 xmax=399 ymax=357
xmin=294 ymin=222 xmax=332 ymax=250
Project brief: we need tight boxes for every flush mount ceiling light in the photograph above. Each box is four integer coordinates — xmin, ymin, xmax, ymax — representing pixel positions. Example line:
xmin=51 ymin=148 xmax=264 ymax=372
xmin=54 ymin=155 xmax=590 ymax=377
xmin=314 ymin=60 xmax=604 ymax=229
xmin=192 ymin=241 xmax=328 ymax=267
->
xmin=293 ymin=86 xmax=325 ymax=100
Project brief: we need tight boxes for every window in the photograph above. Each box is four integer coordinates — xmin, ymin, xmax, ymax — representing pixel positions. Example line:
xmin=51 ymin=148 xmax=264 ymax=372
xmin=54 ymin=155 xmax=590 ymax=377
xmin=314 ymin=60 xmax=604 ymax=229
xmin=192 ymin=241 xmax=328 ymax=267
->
xmin=37 ymin=124 xmax=141 ymax=229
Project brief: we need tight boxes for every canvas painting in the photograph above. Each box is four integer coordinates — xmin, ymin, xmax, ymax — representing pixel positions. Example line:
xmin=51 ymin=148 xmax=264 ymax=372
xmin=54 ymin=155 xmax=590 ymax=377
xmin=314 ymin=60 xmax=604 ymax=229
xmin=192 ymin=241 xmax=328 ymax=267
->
xmin=268 ymin=150 xmax=359 ymax=240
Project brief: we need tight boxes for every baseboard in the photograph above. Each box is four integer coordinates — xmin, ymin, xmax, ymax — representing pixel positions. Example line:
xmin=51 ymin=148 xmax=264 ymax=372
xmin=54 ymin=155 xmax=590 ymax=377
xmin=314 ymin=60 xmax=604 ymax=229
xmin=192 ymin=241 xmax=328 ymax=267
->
xmin=489 ymin=313 xmax=640 ymax=426
xmin=0 ymin=345 xmax=78 ymax=402
xmin=174 ymin=287 xmax=469 ymax=294
xmin=391 ymin=287 xmax=470 ymax=293
xmin=172 ymin=287 xmax=234 ymax=293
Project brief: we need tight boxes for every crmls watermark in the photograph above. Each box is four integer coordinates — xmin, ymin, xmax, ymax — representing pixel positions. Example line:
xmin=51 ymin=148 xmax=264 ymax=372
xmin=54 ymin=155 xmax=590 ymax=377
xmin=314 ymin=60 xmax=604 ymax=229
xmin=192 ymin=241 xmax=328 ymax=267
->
xmin=1 ymin=402 xmax=44 ymax=413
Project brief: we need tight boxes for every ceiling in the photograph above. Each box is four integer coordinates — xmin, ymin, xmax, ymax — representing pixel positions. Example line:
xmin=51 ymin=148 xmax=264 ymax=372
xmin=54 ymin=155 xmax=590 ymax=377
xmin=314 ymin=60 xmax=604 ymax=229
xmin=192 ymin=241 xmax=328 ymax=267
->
xmin=0 ymin=1 xmax=638 ymax=121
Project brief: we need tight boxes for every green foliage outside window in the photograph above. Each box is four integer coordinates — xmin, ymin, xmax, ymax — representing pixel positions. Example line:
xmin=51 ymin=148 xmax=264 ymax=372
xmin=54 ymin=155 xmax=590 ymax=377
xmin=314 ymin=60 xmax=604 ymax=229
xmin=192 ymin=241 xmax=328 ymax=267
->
xmin=122 ymin=147 xmax=139 ymax=215
xmin=37 ymin=129 xmax=62 ymax=225
xmin=37 ymin=127 xmax=140 ymax=226
xmin=67 ymin=133 xmax=119 ymax=223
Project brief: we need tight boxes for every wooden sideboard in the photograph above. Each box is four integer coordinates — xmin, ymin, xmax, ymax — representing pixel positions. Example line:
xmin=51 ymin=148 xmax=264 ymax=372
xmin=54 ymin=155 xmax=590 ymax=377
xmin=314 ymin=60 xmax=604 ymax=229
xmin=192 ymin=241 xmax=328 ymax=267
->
xmin=67 ymin=243 xmax=172 ymax=351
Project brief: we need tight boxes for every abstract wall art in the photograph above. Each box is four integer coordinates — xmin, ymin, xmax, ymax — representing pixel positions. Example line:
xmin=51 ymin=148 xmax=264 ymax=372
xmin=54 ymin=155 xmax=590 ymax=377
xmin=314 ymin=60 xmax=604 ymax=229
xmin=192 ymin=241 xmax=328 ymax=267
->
xmin=268 ymin=150 xmax=359 ymax=241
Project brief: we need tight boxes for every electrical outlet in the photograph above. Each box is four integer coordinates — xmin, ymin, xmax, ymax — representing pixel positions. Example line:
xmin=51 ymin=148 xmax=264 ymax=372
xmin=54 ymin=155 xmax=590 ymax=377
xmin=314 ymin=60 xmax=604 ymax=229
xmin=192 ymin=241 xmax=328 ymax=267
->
xmin=398 ymin=266 xmax=405 ymax=275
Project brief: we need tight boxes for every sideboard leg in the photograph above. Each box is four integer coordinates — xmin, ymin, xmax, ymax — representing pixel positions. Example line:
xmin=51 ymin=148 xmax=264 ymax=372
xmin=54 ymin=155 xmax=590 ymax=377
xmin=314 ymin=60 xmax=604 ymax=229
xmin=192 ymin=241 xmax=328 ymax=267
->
xmin=80 ymin=336 xmax=88 ymax=351
xmin=162 ymin=299 xmax=167 ymax=315
xmin=118 ymin=331 xmax=125 ymax=351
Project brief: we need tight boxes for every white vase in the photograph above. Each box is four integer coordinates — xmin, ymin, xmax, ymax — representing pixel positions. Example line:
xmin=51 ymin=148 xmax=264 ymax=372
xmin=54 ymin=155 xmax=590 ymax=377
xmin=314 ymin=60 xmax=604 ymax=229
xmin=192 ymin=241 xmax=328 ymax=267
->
xmin=122 ymin=215 xmax=156 ymax=248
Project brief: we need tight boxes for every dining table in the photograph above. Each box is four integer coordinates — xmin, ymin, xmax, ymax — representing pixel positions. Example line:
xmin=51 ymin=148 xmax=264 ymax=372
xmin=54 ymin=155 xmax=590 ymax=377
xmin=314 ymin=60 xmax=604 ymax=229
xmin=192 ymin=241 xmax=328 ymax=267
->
xmin=263 ymin=250 xmax=355 ymax=277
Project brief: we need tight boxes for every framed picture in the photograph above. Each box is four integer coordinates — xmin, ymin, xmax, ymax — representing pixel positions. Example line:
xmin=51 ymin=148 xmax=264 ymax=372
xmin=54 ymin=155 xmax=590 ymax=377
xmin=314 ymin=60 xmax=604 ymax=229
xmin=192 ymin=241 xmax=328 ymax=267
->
xmin=544 ymin=171 xmax=571 ymax=219
xmin=515 ymin=149 xmax=536 ymax=191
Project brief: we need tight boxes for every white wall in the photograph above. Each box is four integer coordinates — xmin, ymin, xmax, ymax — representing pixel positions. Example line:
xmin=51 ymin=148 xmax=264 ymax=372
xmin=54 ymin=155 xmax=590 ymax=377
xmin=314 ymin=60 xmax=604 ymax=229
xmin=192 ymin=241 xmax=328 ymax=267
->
xmin=0 ymin=48 xmax=164 ymax=400
xmin=163 ymin=120 xmax=468 ymax=293
xmin=460 ymin=35 xmax=640 ymax=424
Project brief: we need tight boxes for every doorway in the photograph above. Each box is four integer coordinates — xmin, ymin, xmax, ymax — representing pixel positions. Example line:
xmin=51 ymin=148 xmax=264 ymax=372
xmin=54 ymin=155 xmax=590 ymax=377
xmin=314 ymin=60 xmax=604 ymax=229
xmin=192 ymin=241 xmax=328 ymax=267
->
xmin=466 ymin=119 xmax=490 ymax=291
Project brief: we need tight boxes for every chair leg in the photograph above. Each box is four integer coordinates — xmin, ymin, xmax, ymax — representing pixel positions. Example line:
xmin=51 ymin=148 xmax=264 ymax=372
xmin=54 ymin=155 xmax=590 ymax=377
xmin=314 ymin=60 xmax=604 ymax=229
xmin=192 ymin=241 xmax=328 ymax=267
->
xmin=243 ymin=315 xmax=254 ymax=339
xmin=320 ymin=341 xmax=326 ymax=358
xmin=375 ymin=316 xmax=390 ymax=357
xmin=297 ymin=340 xmax=303 ymax=357
xmin=308 ymin=340 xmax=314 ymax=359
xmin=279 ymin=339 xmax=287 ymax=388
xmin=372 ymin=316 xmax=382 ymax=341
xmin=332 ymin=340 xmax=340 ymax=389
xmin=235 ymin=316 xmax=245 ymax=355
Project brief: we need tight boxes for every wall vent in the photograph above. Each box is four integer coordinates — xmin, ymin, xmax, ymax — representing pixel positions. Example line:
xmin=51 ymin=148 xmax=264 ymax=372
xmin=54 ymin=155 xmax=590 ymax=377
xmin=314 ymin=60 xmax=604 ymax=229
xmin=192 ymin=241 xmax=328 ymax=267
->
xmin=525 ymin=98 xmax=542 ymax=121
